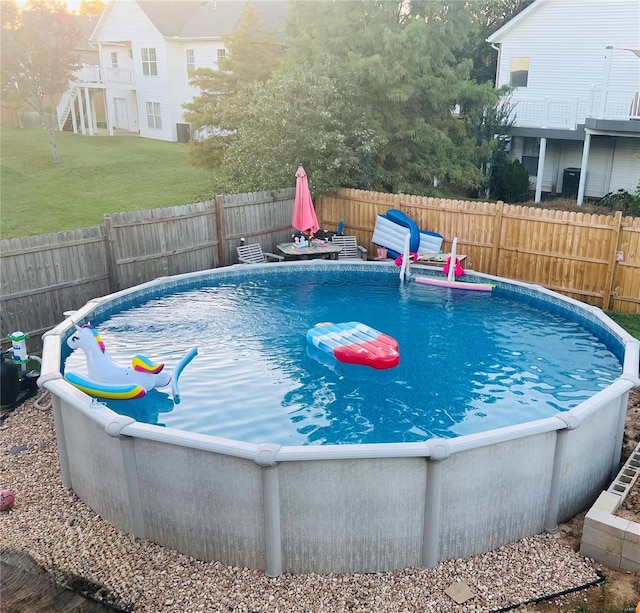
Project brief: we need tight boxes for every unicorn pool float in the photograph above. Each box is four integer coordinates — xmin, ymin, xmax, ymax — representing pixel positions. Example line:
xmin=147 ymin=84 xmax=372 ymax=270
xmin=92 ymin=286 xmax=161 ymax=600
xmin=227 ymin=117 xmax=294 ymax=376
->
xmin=64 ymin=323 xmax=197 ymax=403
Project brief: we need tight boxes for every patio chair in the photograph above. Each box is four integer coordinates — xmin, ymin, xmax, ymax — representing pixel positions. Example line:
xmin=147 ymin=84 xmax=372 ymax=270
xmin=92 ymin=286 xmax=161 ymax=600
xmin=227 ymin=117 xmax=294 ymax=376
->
xmin=236 ymin=243 xmax=284 ymax=264
xmin=331 ymin=235 xmax=368 ymax=260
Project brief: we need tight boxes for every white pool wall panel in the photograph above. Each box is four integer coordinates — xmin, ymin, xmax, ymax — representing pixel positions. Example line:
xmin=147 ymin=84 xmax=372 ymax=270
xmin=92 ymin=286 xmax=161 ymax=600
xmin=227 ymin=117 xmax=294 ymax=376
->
xmin=557 ymin=393 xmax=626 ymax=521
xmin=439 ymin=432 xmax=556 ymax=560
xmin=278 ymin=457 xmax=426 ymax=573
xmin=133 ymin=439 xmax=266 ymax=568
xmin=51 ymin=395 xmax=137 ymax=534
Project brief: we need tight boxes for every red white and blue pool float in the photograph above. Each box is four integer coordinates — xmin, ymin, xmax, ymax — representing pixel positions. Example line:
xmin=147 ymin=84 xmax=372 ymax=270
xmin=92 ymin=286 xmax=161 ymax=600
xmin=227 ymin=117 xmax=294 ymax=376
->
xmin=307 ymin=321 xmax=400 ymax=369
xmin=64 ymin=323 xmax=197 ymax=401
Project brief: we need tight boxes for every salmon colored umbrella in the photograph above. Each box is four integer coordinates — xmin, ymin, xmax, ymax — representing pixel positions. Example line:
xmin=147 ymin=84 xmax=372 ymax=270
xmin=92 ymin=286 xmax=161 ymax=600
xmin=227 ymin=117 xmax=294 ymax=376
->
xmin=292 ymin=166 xmax=319 ymax=234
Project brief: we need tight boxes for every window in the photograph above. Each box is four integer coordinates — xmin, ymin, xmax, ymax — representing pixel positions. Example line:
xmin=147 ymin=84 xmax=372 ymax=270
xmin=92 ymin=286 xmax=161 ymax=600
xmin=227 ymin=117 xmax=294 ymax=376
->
xmin=110 ymin=52 xmax=118 ymax=68
xmin=521 ymin=137 xmax=539 ymax=175
xmin=510 ymin=57 xmax=529 ymax=87
xmin=146 ymin=101 xmax=162 ymax=130
xmin=141 ymin=48 xmax=158 ymax=76
xmin=217 ymin=48 xmax=226 ymax=64
xmin=186 ymin=49 xmax=195 ymax=73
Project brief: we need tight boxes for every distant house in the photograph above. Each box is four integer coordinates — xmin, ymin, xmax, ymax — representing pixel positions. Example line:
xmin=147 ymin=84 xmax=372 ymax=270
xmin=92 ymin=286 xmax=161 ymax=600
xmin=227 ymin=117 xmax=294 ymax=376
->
xmin=487 ymin=0 xmax=640 ymax=204
xmin=56 ymin=0 xmax=288 ymax=142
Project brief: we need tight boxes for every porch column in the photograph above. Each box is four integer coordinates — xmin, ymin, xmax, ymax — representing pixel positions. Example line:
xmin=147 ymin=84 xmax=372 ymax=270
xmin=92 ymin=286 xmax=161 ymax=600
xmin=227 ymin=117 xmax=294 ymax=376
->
xmin=534 ymin=137 xmax=547 ymax=203
xmin=104 ymin=91 xmax=113 ymax=137
xmin=577 ymin=131 xmax=591 ymax=205
xmin=77 ymin=88 xmax=86 ymax=135
xmin=70 ymin=99 xmax=78 ymax=134
xmin=110 ymin=95 xmax=117 ymax=136
xmin=84 ymin=87 xmax=93 ymax=136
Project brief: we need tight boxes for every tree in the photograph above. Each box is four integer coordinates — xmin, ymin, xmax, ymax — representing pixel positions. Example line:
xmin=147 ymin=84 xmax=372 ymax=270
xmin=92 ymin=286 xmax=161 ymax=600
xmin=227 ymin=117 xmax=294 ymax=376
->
xmin=213 ymin=61 xmax=379 ymax=197
xmin=186 ymin=0 xmax=514 ymax=199
xmin=183 ymin=2 xmax=284 ymax=169
xmin=0 ymin=0 xmax=22 ymax=124
xmin=270 ymin=0 xmax=502 ymax=194
xmin=460 ymin=0 xmax=536 ymax=84
xmin=0 ymin=0 xmax=80 ymax=163
xmin=78 ymin=0 xmax=105 ymax=17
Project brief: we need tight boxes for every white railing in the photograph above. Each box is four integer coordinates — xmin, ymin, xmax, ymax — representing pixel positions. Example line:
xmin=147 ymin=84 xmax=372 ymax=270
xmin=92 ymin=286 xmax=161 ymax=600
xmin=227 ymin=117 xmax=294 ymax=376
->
xmin=588 ymin=87 xmax=640 ymax=121
xmin=57 ymin=66 xmax=136 ymax=130
xmin=56 ymin=83 xmax=78 ymax=130
xmin=509 ymin=87 xmax=640 ymax=129
xmin=73 ymin=64 xmax=136 ymax=86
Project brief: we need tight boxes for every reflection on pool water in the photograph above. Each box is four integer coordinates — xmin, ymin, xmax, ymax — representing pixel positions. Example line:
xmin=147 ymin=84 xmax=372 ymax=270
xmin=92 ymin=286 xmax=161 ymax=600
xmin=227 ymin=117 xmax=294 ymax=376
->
xmin=63 ymin=269 xmax=622 ymax=445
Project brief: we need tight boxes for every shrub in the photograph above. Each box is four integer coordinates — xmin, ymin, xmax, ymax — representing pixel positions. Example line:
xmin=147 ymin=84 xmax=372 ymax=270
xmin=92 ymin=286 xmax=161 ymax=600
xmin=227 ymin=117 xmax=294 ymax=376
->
xmin=489 ymin=154 xmax=531 ymax=203
xmin=596 ymin=182 xmax=640 ymax=216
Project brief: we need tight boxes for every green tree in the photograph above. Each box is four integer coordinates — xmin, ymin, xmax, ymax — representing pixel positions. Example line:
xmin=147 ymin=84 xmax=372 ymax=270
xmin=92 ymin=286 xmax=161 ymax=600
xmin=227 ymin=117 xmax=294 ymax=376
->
xmin=78 ymin=0 xmax=105 ymax=17
xmin=187 ymin=0 xmax=513 ymax=198
xmin=282 ymin=0 xmax=501 ymax=194
xmin=461 ymin=0 xmax=536 ymax=84
xmin=0 ymin=0 xmax=80 ymax=163
xmin=215 ymin=61 xmax=379 ymax=197
xmin=183 ymin=2 xmax=284 ymax=169
xmin=0 ymin=0 xmax=22 ymax=124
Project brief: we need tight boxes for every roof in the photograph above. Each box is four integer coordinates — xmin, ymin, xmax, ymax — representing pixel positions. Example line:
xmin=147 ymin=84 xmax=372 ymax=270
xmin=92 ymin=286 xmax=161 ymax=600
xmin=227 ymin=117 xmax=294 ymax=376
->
xmin=486 ymin=0 xmax=546 ymax=43
xmin=73 ymin=14 xmax=100 ymax=50
xmin=135 ymin=0 xmax=289 ymax=39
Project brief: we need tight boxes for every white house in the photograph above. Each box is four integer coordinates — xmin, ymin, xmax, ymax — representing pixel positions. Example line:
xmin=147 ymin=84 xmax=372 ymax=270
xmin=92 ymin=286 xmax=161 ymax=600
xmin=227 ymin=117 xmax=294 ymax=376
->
xmin=57 ymin=0 xmax=288 ymax=142
xmin=487 ymin=0 xmax=640 ymax=204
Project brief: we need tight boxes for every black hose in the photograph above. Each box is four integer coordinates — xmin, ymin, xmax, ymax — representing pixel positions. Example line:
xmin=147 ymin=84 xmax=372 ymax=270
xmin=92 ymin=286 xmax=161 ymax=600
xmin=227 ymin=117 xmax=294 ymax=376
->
xmin=490 ymin=570 xmax=604 ymax=612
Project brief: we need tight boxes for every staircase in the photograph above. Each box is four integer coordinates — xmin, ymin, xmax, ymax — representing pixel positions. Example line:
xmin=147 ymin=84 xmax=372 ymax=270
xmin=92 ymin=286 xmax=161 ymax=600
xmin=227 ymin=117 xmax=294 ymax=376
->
xmin=56 ymin=83 xmax=79 ymax=130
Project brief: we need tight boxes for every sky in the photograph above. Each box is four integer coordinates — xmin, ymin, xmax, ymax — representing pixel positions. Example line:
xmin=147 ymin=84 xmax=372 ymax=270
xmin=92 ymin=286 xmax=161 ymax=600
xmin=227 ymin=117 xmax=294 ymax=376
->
xmin=14 ymin=0 xmax=84 ymax=12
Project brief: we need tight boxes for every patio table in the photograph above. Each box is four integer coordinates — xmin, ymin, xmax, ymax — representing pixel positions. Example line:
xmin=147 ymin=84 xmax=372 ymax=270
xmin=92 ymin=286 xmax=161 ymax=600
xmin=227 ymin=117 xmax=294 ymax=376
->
xmin=277 ymin=241 xmax=343 ymax=260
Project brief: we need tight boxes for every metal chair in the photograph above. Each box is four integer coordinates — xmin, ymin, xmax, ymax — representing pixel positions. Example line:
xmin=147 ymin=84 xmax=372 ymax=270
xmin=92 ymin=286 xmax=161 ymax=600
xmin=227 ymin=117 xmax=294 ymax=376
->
xmin=236 ymin=243 xmax=284 ymax=264
xmin=331 ymin=235 xmax=368 ymax=260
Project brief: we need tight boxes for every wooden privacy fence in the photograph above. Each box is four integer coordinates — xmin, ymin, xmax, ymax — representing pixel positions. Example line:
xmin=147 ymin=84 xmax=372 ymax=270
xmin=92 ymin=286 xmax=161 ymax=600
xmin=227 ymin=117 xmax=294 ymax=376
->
xmin=318 ymin=189 xmax=640 ymax=313
xmin=1 ymin=186 xmax=638 ymax=353
xmin=0 ymin=188 xmax=295 ymax=350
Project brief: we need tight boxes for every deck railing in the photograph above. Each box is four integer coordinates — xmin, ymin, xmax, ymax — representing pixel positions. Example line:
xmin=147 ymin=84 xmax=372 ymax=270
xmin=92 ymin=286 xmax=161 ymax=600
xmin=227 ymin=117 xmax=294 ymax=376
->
xmin=509 ymin=87 xmax=640 ymax=129
xmin=73 ymin=64 xmax=136 ymax=87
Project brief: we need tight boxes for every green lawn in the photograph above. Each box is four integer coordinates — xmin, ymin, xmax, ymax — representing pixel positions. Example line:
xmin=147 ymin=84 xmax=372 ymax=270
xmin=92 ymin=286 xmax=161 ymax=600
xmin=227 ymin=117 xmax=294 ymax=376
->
xmin=2 ymin=127 xmax=638 ymax=333
xmin=606 ymin=311 xmax=640 ymax=340
xmin=1 ymin=127 xmax=215 ymax=239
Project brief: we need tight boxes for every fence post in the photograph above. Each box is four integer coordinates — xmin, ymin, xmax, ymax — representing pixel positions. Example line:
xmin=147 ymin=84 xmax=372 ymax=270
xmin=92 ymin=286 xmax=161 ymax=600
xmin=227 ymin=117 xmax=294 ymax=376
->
xmin=602 ymin=210 xmax=623 ymax=311
xmin=489 ymin=201 xmax=504 ymax=276
xmin=103 ymin=214 xmax=119 ymax=292
xmin=215 ymin=195 xmax=227 ymax=267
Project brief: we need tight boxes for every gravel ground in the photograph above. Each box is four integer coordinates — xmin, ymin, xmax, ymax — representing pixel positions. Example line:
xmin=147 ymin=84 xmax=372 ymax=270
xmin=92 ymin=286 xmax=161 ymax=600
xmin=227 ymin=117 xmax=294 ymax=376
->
xmin=1 ymin=393 xmax=636 ymax=613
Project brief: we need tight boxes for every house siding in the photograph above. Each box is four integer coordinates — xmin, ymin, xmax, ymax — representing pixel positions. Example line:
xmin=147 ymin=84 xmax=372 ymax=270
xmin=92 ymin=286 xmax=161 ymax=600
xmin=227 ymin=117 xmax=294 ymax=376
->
xmin=610 ymin=139 xmax=640 ymax=193
xmin=490 ymin=0 xmax=639 ymax=201
xmin=495 ymin=0 xmax=639 ymax=124
xmin=95 ymin=1 xmax=174 ymax=141
xmin=92 ymin=2 xmax=237 ymax=142
xmin=173 ymin=39 xmax=227 ymax=115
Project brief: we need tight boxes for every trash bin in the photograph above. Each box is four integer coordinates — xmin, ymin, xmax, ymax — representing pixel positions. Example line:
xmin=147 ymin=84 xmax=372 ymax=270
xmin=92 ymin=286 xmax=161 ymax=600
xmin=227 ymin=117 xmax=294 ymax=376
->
xmin=562 ymin=167 xmax=580 ymax=199
xmin=176 ymin=123 xmax=191 ymax=143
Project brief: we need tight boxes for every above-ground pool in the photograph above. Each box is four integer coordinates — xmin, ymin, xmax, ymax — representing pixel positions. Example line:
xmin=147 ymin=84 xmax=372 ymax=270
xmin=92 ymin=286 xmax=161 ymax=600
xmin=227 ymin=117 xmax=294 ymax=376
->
xmin=40 ymin=261 xmax=640 ymax=576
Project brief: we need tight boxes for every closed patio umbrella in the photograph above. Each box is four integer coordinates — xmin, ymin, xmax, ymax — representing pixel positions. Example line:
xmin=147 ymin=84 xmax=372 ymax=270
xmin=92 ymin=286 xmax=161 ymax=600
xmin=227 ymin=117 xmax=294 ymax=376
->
xmin=292 ymin=166 xmax=319 ymax=235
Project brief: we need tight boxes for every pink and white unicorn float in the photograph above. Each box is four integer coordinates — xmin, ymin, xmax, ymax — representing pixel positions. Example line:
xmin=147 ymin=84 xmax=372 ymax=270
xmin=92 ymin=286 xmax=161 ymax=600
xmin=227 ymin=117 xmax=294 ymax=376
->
xmin=64 ymin=323 xmax=196 ymax=401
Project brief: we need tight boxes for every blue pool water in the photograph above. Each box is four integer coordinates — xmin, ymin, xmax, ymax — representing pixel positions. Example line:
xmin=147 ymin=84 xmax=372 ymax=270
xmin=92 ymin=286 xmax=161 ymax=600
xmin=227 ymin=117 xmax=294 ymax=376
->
xmin=64 ymin=268 xmax=622 ymax=445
